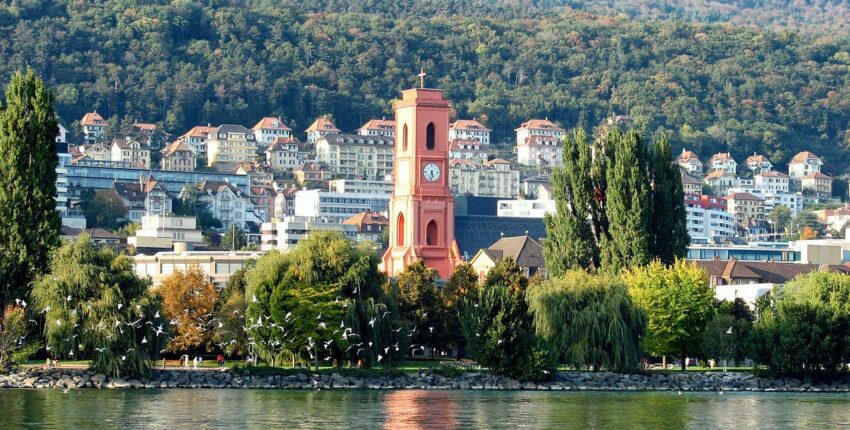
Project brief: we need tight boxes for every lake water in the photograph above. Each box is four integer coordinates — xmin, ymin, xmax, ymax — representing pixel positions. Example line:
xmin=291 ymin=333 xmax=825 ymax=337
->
xmin=1 ymin=389 xmax=850 ymax=429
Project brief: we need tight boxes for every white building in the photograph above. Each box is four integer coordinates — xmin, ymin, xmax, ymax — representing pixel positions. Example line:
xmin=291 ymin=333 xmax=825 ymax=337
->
xmin=496 ymin=199 xmax=556 ymax=218
xmin=315 ymin=133 xmax=394 ymax=180
xmin=684 ymin=194 xmax=736 ymax=241
xmin=788 ymin=151 xmax=823 ymax=179
xmin=252 ymin=116 xmax=292 ymax=145
xmin=516 ymin=119 xmax=565 ymax=166
xmin=305 ymin=117 xmax=340 ymax=145
xmin=293 ymin=189 xmax=389 ymax=222
xmin=708 ymin=152 xmax=737 ymax=174
xmin=449 ymin=119 xmax=491 ymax=145
xmin=754 ymin=171 xmax=790 ymax=193
xmin=128 ymin=214 xmax=203 ymax=250
xmin=676 ymin=150 xmax=704 ymax=175
xmin=357 ymin=119 xmax=395 ymax=138
xmin=110 ymin=137 xmax=151 ymax=168
xmin=265 ymin=137 xmax=310 ymax=172
xmin=260 ymin=216 xmax=359 ymax=252
xmin=195 ymin=181 xmax=255 ymax=229
xmin=113 ymin=176 xmax=173 ymax=222
xmin=449 ymin=139 xmax=489 ymax=163
xmin=133 ymin=249 xmax=261 ymax=289
xmin=56 ymin=124 xmax=68 ymax=145
xmin=449 ymin=158 xmax=520 ymax=198
xmin=80 ymin=111 xmax=108 ymax=144
xmin=327 ymin=179 xmax=393 ymax=195
xmin=704 ymin=169 xmax=738 ymax=196
xmin=745 ymin=153 xmax=773 ymax=173
xmin=177 ymin=125 xmax=215 ymax=161
xmin=56 ymin=153 xmax=86 ymax=228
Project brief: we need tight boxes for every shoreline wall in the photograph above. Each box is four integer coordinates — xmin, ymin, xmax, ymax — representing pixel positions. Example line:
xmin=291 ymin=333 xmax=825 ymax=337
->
xmin=2 ymin=368 xmax=850 ymax=392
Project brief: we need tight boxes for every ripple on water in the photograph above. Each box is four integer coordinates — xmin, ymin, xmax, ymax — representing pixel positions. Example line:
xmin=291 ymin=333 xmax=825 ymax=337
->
xmin=2 ymin=389 xmax=850 ymax=429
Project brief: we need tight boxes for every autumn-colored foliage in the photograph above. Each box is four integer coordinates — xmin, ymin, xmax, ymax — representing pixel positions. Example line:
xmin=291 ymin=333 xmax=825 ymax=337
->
xmin=157 ymin=265 xmax=217 ymax=353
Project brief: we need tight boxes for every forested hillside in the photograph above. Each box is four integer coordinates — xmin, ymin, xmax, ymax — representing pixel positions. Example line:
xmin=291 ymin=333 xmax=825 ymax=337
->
xmin=1 ymin=1 xmax=850 ymax=170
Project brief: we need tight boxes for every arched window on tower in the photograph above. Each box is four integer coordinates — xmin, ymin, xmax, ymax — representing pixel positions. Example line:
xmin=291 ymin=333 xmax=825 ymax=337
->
xmin=426 ymin=122 xmax=435 ymax=150
xmin=402 ymin=124 xmax=408 ymax=151
xmin=396 ymin=213 xmax=405 ymax=246
xmin=426 ymin=220 xmax=438 ymax=246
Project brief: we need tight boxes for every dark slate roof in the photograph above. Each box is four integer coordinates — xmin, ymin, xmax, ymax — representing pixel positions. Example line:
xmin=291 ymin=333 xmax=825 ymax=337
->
xmin=454 ymin=215 xmax=546 ymax=259
xmin=693 ymin=259 xmax=850 ymax=284
xmin=214 ymin=124 xmax=251 ymax=134
xmin=486 ymin=236 xmax=545 ymax=268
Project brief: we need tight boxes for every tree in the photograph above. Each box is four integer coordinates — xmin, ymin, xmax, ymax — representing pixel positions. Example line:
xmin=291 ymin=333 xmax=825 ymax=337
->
xmin=0 ymin=70 xmax=61 ymax=308
xmin=213 ymin=291 xmax=248 ymax=357
xmin=246 ymin=232 xmax=402 ymax=369
xmin=624 ymin=260 xmax=714 ymax=370
xmin=115 ymin=222 xmax=140 ymax=238
xmin=157 ymin=266 xmax=218 ymax=353
xmin=0 ymin=305 xmax=27 ymax=370
xmin=700 ymin=314 xmax=751 ymax=371
xmin=392 ymin=259 xmax=448 ymax=354
xmin=460 ymin=283 xmax=552 ymax=380
xmin=648 ymin=135 xmax=689 ymax=265
xmin=442 ymin=262 xmax=479 ymax=356
xmin=30 ymin=236 xmax=165 ymax=377
xmin=767 ymin=205 xmax=791 ymax=236
xmin=222 ymin=225 xmax=248 ymax=251
xmin=787 ymin=211 xmax=825 ymax=240
xmin=80 ymin=188 xmax=128 ymax=230
xmin=483 ymin=258 xmax=528 ymax=295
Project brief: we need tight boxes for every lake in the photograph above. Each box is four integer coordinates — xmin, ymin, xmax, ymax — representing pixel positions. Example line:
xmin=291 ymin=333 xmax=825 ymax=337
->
xmin=1 ymin=389 xmax=850 ymax=429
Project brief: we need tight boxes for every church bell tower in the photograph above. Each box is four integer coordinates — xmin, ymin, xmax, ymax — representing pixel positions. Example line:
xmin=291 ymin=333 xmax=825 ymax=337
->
xmin=381 ymin=84 xmax=461 ymax=279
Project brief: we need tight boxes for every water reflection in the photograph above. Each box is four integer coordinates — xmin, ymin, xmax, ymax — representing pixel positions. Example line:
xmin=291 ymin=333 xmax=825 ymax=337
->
xmin=2 ymin=389 xmax=850 ymax=429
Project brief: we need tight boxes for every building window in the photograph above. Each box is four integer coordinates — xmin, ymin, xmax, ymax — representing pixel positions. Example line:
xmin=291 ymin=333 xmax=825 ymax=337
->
xmin=402 ymin=124 xmax=408 ymax=151
xmin=426 ymin=123 xmax=435 ymax=150
xmin=396 ymin=213 xmax=405 ymax=247
xmin=426 ymin=220 xmax=437 ymax=246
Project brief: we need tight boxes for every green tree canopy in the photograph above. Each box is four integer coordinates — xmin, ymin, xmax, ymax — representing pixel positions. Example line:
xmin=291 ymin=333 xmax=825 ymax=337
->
xmin=623 ymin=260 xmax=714 ymax=370
xmin=30 ymin=236 xmax=166 ymax=377
xmin=0 ymin=70 xmax=61 ymax=308
xmin=527 ymin=270 xmax=646 ymax=372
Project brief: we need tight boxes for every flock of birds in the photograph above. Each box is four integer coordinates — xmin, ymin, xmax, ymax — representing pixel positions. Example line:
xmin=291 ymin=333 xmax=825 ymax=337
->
xmin=11 ymin=292 xmax=435 ymax=368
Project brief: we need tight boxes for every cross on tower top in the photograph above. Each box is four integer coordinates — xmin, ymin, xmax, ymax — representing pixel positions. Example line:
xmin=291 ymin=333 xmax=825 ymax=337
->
xmin=417 ymin=69 xmax=426 ymax=89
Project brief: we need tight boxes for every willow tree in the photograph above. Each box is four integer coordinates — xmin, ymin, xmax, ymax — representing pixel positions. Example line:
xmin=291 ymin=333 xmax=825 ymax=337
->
xmin=0 ymin=70 xmax=61 ymax=308
xmin=527 ymin=270 xmax=646 ymax=372
xmin=246 ymin=231 xmax=403 ymax=369
xmin=31 ymin=236 xmax=165 ymax=377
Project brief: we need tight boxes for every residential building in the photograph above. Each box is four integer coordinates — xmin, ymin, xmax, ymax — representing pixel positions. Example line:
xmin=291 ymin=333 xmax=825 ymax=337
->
xmin=676 ymin=150 xmax=704 ymax=175
xmin=293 ymin=162 xmax=332 ymax=185
xmin=684 ymin=194 xmax=736 ymax=241
xmin=788 ymin=151 xmax=823 ymax=179
xmin=315 ymin=133 xmax=394 ymax=179
xmin=195 ymin=180 xmax=254 ymax=229
xmin=726 ymin=192 xmax=765 ymax=226
xmin=56 ymin=123 xmax=68 ymax=145
xmin=357 ymin=119 xmax=395 ymax=138
xmin=56 ymin=153 xmax=86 ymax=228
xmin=80 ymin=111 xmax=108 ymax=144
xmin=708 ymin=152 xmax=737 ymax=174
xmin=76 ymin=142 xmax=112 ymax=162
xmin=328 ymin=179 xmax=393 ymax=195
xmin=159 ymin=140 xmax=195 ymax=172
xmin=177 ymin=125 xmax=214 ymax=161
xmin=754 ymin=171 xmax=790 ymax=193
xmin=343 ymin=210 xmax=390 ymax=244
xmin=293 ymin=189 xmax=389 ymax=222
xmin=449 ymin=139 xmax=489 ymax=163
xmin=515 ymin=118 xmax=564 ymax=147
xmin=252 ymin=116 xmax=292 ymax=145
xmin=66 ymin=163 xmax=249 ymax=195
xmin=704 ymin=169 xmax=738 ymax=196
xmin=273 ymin=187 xmax=298 ymax=219
xmin=535 ymin=183 xmax=553 ymax=201
xmin=801 ymin=172 xmax=833 ymax=197
xmin=133 ymin=249 xmax=261 ymax=289
xmin=813 ymin=204 xmax=850 ymax=232
xmin=681 ymin=172 xmax=702 ymax=195
xmin=132 ymin=122 xmax=168 ymax=149
xmin=517 ymin=135 xmax=563 ymax=167
xmin=448 ymin=158 xmax=520 ymax=198
xmin=305 ymin=116 xmax=340 ymax=145
xmin=60 ymin=226 xmax=121 ymax=246
xmin=128 ymin=214 xmax=203 ymax=250
xmin=745 ymin=153 xmax=773 ymax=173
xmin=521 ymin=176 xmax=550 ymax=199
xmin=110 ymin=137 xmax=151 ymax=168
xmin=469 ymin=235 xmax=545 ymax=280
xmin=260 ymin=216 xmax=359 ymax=251
xmin=265 ymin=137 xmax=310 ymax=171
xmin=496 ymin=198 xmax=556 ymax=218
xmin=113 ymin=176 xmax=172 ymax=221
xmin=206 ymin=124 xmax=258 ymax=168
xmin=449 ymin=119 xmax=491 ymax=145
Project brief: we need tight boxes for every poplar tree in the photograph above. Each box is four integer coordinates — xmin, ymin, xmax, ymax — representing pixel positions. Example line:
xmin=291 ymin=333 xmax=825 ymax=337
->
xmin=649 ymin=136 xmax=689 ymax=264
xmin=601 ymin=130 xmax=650 ymax=272
xmin=0 ymin=71 xmax=61 ymax=308
xmin=543 ymin=129 xmax=598 ymax=276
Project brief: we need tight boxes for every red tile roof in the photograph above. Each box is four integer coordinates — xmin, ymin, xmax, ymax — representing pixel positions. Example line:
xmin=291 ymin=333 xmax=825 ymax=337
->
xmin=790 ymin=151 xmax=821 ymax=164
xmin=515 ymin=118 xmax=564 ymax=131
xmin=450 ymin=119 xmax=491 ymax=132
xmin=306 ymin=117 xmax=340 ymax=133
xmin=252 ymin=117 xmax=292 ymax=131
xmin=357 ymin=119 xmax=395 ymax=131
xmin=80 ymin=112 xmax=107 ymax=126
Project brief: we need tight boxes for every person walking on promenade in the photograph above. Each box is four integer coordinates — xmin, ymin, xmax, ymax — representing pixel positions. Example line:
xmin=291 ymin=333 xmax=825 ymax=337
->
xmin=217 ymin=354 xmax=224 ymax=368
xmin=192 ymin=356 xmax=198 ymax=370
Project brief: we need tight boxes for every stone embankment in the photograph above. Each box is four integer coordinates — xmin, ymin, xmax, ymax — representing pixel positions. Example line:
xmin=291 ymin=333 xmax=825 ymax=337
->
xmin=2 ymin=368 xmax=849 ymax=392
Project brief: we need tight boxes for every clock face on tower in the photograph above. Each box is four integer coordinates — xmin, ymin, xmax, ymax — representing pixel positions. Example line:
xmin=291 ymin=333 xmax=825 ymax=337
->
xmin=423 ymin=162 xmax=441 ymax=182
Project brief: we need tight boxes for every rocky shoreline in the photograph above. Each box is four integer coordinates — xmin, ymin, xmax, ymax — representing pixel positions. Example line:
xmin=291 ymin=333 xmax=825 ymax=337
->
xmin=2 ymin=368 xmax=849 ymax=392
